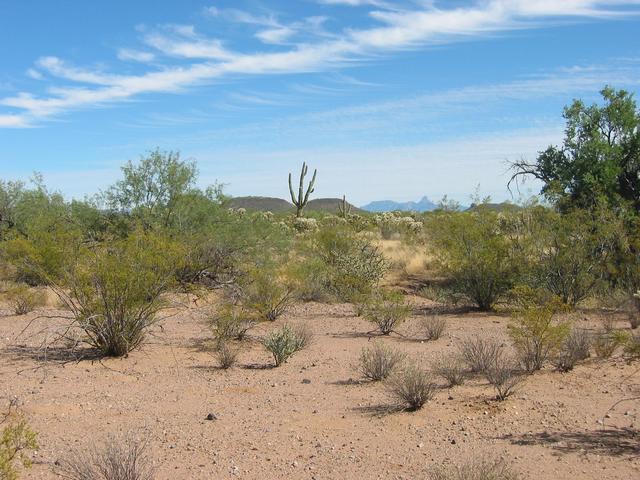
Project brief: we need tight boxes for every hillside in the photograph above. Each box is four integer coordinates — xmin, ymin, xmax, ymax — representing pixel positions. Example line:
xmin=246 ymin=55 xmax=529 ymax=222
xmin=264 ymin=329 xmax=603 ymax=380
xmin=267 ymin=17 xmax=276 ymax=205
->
xmin=306 ymin=197 xmax=363 ymax=214
xmin=226 ymin=196 xmax=294 ymax=213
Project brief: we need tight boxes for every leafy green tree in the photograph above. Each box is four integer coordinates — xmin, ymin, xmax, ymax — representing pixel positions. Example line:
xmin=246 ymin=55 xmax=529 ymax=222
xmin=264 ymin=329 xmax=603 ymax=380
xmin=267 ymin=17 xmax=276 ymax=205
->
xmin=103 ymin=149 xmax=198 ymax=228
xmin=510 ymin=87 xmax=640 ymax=213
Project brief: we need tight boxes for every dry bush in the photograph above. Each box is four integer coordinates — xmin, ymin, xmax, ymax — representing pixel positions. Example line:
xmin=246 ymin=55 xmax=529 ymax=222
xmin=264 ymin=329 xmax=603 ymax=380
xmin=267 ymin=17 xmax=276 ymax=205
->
xmin=385 ymin=362 xmax=436 ymax=411
xmin=593 ymin=330 xmax=626 ymax=358
xmin=458 ymin=337 xmax=503 ymax=374
xmin=432 ymin=354 xmax=466 ymax=387
xmin=421 ymin=315 xmax=447 ymax=341
xmin=553 ymin=328 xmax=591 ymax=372
xmin=631 ymin=291 xmax=640 ymax=329
xmin=483 ymin=353 xmax=523 ymax=401
xmin=209 ymin=305 xmax=255 ymax=342
xmin=263 ymin=323 xmax=313 ymax=367
xmin=623 ymin=332 xmax=640 ymax=362
xmin=358 ymin=342 xmax=406 ymax=381
xmin=215 ymin=341 xmax=239 ymax=369
xmin=364 ymin=291 xmax=411 ymax=335
xmin=508 ymin=304 xmax=570 ymax=373
xmin=429 ymin=457 xmax=520 ymax=480
xmin=57 ymin=434 xmax=155 ymax=480
xmin=4 ymin=284 xmax=46 ymax=315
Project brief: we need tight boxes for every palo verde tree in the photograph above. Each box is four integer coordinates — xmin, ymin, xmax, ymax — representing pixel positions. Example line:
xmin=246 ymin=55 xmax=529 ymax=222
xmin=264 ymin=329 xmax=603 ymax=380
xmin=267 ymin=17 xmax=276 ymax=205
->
xmin=103 ymin=149 xmax=198 ymax=228
xmin=509 ymin=86 xmax=640 ymax=214
xmin=288 ymin=162 xmax=317 ymax=218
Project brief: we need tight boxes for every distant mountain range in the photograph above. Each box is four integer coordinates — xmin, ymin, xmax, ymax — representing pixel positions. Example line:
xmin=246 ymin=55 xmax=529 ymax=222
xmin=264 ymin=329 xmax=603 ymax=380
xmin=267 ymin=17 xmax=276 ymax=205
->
xmin=360 ymin=196 xmax=438 ymax=212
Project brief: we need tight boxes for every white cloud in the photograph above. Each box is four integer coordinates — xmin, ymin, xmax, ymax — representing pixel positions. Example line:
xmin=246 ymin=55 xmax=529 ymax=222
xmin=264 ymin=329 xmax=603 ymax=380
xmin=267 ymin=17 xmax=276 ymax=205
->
xmin=117 ymin=48 xmax=155 ymax=62
xmin=2 ymin=0 xmax=640 ymax=126
xmin=318 ymin=0 xmax=395 ymax=7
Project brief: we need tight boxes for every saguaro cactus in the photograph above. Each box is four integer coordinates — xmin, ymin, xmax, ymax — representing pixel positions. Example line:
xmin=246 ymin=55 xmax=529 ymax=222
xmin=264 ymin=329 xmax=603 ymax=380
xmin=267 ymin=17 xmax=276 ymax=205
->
xmin=338 ymin=195 xmax=351 ymax=219
xmin=288 ymin=162 xmax=317 ymax=218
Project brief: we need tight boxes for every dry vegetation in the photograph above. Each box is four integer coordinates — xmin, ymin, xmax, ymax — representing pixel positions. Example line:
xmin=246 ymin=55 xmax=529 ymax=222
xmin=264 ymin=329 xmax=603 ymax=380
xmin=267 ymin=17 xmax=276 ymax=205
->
xmin=1 ymin=89 xmax=640 ymax=479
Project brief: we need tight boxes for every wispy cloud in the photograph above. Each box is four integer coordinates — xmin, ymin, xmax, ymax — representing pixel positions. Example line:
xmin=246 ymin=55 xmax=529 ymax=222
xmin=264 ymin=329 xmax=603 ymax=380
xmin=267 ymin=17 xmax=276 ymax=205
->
xmin=2 ymin=0 xmax=639 ymax=127
xmin=117 ymin=48 xmax=156 ymax=63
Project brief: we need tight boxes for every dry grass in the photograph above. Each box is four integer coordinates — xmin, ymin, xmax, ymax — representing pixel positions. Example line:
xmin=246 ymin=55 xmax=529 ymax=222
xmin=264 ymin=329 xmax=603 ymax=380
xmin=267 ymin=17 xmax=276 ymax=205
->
xmin=385 ymin=362 xmax=436 ymax=411
xmin=358 ymin=341 xmax=406 ymax=381
xmin=57 ymin=434 xmax=155 ymax=480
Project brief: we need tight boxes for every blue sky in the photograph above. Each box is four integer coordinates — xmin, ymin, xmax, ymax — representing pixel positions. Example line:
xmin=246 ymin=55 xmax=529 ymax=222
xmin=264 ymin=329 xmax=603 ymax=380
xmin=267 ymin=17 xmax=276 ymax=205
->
xmin=1 ymin=0 xmax=640 ymax=205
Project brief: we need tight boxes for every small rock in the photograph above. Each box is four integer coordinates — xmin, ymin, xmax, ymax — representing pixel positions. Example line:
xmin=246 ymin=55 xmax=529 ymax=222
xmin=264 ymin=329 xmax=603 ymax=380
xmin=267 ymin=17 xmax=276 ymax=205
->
xmin=206 ymin=413 xmax=218 ymax=421
xmin=302 ymin=379 xmax=311 ymax=384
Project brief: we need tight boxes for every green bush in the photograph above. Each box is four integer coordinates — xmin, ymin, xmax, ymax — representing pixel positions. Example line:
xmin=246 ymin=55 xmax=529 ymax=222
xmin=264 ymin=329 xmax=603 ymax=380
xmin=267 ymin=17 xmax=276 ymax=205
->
xmin=428 ymin=206 xmax=523 ymax=310
xmin=53 ymin=232 xmax=183 ymax=357
xmin=241 ymin=268 xmax=294 ymax=321
xmin=209 ymin=304 xmax=256 ymax=342
xmin=363 ymin=290 xmax=411 ymax=335
xmin=0 ymin=404 xmax=38 ymax=480
xmin=263 ymin=324 xmax=313 ymax=367
xmin=314 ymin=226 xmax=386 ymax=301
xmin=531 ymin=209 xmax=619 ymax=306
xmin=507 ymin=302 xmax=571 ymax=372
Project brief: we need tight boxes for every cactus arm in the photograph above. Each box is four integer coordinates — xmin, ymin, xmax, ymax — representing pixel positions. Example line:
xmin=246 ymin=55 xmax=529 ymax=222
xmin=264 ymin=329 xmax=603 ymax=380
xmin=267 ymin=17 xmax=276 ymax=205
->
xmin=302 ymin=168 xmax=317 ymax=205
xmin=288 ymin=172 xmax=297 ymax=205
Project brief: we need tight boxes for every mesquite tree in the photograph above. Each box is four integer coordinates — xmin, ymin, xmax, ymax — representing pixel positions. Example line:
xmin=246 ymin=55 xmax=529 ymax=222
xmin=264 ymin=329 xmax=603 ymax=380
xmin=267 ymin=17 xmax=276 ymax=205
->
xmin=288 ymin=162 xmax=317 ymax=218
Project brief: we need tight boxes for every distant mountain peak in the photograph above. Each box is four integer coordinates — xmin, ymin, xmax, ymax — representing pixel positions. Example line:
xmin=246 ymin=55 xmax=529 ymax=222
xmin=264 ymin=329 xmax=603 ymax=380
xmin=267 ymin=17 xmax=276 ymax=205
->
xmin=360 ymin=196 xmax=437 ymax=213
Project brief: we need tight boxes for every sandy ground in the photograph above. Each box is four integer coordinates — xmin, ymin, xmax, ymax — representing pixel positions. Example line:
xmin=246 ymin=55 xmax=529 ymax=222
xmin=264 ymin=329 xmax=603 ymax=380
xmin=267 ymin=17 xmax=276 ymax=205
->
xmin=1 ymin=298 xmax=639 ymax=480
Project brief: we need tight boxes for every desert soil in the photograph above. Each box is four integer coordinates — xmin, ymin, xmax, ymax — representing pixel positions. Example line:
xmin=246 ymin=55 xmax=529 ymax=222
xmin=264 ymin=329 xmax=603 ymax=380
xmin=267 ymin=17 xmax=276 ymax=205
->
xmin=1 ymin=298 xmax=638 ymax=479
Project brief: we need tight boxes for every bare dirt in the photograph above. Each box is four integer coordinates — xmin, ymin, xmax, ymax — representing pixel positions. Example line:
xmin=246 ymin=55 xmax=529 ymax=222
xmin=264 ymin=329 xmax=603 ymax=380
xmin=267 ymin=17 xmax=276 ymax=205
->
xmin=1 ymin=299 xmax=638 ymax=479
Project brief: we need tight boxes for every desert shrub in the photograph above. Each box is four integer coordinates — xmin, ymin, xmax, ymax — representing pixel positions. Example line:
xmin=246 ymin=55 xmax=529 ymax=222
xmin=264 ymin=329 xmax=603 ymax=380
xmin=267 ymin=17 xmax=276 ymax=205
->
xmin=531 ymin=208 xmax=619 ymax=306
xmin=553 ymin=328 xmax=591 ymax=372
xmin=429 ymin=457 xmax=520 ymax=480
xmin=421 ymin=315 xmax=447 ymax=341
xmin=286 ymin=257 xmax=331 ymax=303
xmin=57 ymin=434 xmax=155 ymax=480
xmin=507 ymin=303 xmax=571 ymax=372
xmin=458 ymin=337 xmax=503 ymax=374
xmin=52 ymin=233 xmax=183 ymax=357
xmin=417 ymin=284 xmax=464 ymax=307
xmin=385 ymin=362 xmax=436 ymax=411
xmin=209 ymin=304 xmax=255 ymax=342
xmin=427 ymin=206 xmax=523 ymax=311
xmin=358 ymin=342 xmax=406 ymax=381
xmin=4 ymin=284 xmax=46 ymax=315
xmin=593 ymin=330 xmax=626 ymax=358
xmin=432 ymin=354 xmax=466 ymax=387
xmin=215 ymin=341 xmax=239 ymax=369
xmin=631 ymin=291 xmax=640 ymax=329
xmin=483 ymin=353 xmax=523 ymax=401
xmin=314 ymin=227 xmax=386 ymax=301
xmin=363 ymin=291 xmax=411 ymax=335
xmin=241 ymin=268 xmax=294 ymax=321
xmin=0 ymin=403 xmax=38 ymax=480
xmin=263 ymin=324 xmax=312 ymax=367
xmin=623 ymin=333 xmax=640 ymax=362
